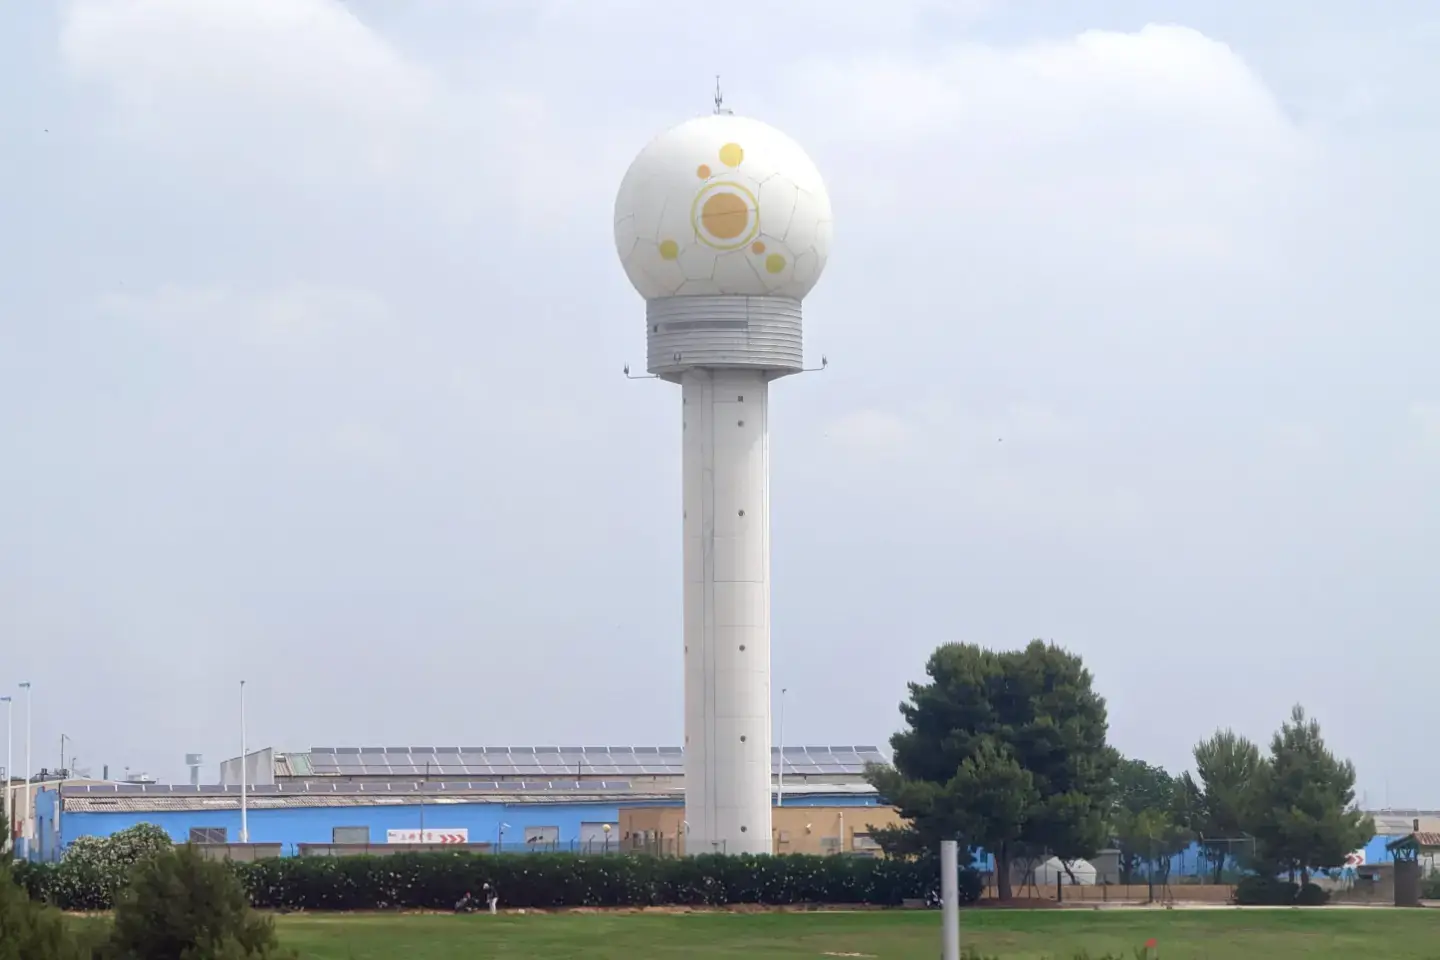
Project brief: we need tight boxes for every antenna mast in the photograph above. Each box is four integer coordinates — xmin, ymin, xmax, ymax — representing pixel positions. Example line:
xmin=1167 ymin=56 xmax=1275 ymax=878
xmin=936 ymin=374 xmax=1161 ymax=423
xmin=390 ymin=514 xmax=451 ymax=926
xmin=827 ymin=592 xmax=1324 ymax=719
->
xmin=713 ymin=75 xmax=732 ymax=115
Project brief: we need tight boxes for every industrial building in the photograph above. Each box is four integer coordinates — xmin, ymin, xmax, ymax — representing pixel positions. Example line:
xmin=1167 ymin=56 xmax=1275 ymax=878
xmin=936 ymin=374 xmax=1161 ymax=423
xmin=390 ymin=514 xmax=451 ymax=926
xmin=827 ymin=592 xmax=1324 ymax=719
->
xmin=31 ymin=745 xmax=899 ymax=858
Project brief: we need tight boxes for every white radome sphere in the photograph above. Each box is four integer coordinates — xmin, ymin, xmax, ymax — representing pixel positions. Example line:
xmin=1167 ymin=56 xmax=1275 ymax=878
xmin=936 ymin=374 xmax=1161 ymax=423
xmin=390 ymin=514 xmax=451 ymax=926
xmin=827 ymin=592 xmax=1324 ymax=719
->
xmin=614 ymin=114 xmax=832 ymax=302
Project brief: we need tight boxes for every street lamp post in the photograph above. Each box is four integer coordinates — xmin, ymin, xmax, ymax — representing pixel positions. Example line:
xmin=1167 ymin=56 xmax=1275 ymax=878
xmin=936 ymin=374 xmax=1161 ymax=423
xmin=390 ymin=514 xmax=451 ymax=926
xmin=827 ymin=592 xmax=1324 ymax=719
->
xmin=19 ymin=682 xmax=31 ymax=850
xmin=239 ymin=680 xmax=248 ymax=844
xmin=776 ymin=687 xmax=788 ymax=807
xmin=1 ymin=695 xmax=11 ymax=852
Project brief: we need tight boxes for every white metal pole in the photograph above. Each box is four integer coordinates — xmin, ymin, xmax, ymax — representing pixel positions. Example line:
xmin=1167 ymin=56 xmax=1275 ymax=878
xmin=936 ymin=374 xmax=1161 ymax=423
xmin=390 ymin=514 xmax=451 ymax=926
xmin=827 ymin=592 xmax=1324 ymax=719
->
xmin=239 ymin=680 xmax=248 ymax=843
xmin=20 ymin=682 xmax=31 ymax=850
xmin=2 ymin=695 xmax=11 ymax=852
xmin=776 ymin=688 xmax=786 ymax=807
xmin=941 ymin=839 xmax=961 ymax=960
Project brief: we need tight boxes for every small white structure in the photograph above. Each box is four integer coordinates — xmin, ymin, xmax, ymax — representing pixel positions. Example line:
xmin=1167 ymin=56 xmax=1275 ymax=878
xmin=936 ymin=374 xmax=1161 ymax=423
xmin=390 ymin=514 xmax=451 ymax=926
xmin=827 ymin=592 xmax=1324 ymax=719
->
xmin=1021 ymin=856 xmax=1099 ymax=886
xmin=614 ymin=102 xmax=833 ymax=857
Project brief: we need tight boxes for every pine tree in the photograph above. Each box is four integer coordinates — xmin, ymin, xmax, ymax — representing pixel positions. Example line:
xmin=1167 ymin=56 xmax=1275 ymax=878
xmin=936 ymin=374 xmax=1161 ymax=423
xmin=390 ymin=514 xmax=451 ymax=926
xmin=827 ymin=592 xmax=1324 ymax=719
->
xmin=0 ymin=813 xmax=90 ymax=960
xmin=105 ymin=842 xmax=294 ymax=960
xmin=1251 ymin=705 xmax=1374 ymax=885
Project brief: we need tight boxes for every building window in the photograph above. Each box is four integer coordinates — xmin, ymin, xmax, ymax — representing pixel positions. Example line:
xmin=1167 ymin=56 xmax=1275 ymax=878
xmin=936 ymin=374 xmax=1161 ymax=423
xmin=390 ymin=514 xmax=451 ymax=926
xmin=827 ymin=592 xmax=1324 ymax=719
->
xmin=851 ymin=832 xmax=881 ymax=855
xmin=189 ymin=827 xmax=227 ymax=844
xmin=333 ymin=826 xmax=369 ymax=844
xmin=524 ymin=826 xmax=559 ymax=848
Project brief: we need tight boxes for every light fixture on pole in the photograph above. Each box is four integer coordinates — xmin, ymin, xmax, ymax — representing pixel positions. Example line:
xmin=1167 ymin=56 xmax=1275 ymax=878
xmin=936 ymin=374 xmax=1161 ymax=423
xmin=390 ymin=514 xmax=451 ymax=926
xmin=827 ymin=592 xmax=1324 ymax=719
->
xmin=1 ymin=695 xmax=11 ymax=853
xmin=19 ymin=682 xmax=31 ymax=848
xmin=239 ymin=680 xmax=248 ymax=844
xmin=776 ymin=687 xmax=788 ymax=807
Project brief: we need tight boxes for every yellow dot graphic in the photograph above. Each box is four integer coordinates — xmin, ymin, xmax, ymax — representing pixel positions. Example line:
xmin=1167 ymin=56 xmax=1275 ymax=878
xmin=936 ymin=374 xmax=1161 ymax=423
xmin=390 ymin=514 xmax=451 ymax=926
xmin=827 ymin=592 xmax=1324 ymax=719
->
xmin=696 ymin=164 xmax=711 ymax=179
xmin=659 ymin=239 xmax=679 ymax=260
xmin=751 ymin=241 xmax=766 ymax=254
xmin=764 ymin=253 xmax=786 ymax=274
xmin=719 ymin=142 xmax=744 ymax=167
xmin=701 ymin=193 xmax=749 ymax=240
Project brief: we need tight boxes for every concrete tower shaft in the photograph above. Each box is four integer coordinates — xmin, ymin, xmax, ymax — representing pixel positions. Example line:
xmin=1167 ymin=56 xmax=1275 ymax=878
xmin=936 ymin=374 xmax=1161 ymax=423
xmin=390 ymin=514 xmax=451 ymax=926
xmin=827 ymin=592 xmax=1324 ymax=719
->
xmin=682 ymin=366 xmax=775 ymax=854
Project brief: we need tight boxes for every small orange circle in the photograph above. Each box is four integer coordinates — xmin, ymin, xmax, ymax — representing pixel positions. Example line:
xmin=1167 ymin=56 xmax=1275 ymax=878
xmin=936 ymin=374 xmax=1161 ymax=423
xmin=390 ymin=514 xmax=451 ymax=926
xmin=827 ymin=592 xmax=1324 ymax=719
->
xmin=751 ymin=241 xmax=766 ymax=254
xmin=696 ymin=164 xmax=711 ymax=179
xmin=701 ymin=193 xmax=749 ymax=240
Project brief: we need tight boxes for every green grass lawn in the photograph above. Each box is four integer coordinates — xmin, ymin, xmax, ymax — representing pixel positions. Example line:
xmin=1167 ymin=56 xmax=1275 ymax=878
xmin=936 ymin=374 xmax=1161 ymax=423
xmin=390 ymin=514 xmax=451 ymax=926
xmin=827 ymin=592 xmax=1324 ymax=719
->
xmin=268 ymin=909 xmax=1440 ymax=960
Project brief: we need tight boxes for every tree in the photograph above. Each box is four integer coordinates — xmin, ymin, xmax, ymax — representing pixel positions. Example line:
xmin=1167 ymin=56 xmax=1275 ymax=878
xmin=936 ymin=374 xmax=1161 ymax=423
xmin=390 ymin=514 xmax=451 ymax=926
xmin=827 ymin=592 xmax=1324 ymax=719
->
xmin=1178 ymin=729 xmax=1263 ymax=882
xmin=1249 ymin=705 xmax=1374 ymax=885
xmin=105 ymin=842 xmax=294 ymax=959
xmin=0 ymin=813 xmax=91 ymax=960
xmin=867 ymin=640 xmax=1118 ymax=899
xmin=1110 ymin=759 xmax=1191 ymax=884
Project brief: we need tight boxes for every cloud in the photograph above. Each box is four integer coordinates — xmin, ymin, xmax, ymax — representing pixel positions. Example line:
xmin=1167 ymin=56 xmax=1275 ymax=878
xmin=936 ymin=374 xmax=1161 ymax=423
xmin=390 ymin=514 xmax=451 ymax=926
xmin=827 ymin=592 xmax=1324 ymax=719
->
xmin=327 ymin=423 xmax=401 ymax=464
xmin=825 ymin=409 xmax=920 ymax=457
xmin=1411 ymin=403 xmax=1440 ymax=448
xmin=56 ymin=0 xmax=629 ymax=225
xmin=60 ymin=0 xmax=441 ymax=184
xmin=769 ymin=23 xmax=1317 ymax=292
xmin=98 ymin=284 xmax=391 ymax=352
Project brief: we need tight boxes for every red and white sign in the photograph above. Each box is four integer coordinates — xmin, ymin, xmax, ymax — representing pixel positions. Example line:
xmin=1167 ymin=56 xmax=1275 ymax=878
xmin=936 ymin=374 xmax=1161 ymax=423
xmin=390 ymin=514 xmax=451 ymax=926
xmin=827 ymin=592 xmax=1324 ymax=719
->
xmin=386 ymin=829 xmax=469 ymax=844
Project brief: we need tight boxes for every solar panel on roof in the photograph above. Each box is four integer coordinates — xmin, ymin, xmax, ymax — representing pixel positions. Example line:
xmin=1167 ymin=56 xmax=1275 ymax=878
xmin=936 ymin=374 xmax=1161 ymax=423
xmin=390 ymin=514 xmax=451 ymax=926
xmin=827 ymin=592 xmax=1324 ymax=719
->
xmin=658 ymin=746 xmax=681 ymax=754
xmin=536 ymin=745 xmax=561 ymax=753
xmin=633 ymin=746 xmax=657 ymax=754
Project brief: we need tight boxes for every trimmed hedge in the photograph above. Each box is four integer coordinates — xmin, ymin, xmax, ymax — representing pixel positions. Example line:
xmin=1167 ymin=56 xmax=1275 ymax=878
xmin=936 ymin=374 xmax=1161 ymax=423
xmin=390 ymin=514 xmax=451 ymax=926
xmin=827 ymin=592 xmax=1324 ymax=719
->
xmin=1233 ymin=875 xmax=1330 ymax=906
xmin=20 ymin=851 xmax=982 ymax=912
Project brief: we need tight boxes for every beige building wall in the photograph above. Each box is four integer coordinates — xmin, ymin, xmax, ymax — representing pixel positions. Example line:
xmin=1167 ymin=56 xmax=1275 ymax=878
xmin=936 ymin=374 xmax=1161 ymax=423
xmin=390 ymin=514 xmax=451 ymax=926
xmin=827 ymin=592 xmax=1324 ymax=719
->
xmin=619 ymin=804 xmax=905 ymax=856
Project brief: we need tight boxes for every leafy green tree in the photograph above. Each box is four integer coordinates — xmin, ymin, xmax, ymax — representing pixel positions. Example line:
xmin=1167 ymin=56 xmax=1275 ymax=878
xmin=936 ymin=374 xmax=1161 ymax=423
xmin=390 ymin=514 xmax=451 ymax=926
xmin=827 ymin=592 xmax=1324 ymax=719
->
xmin=867 ymin=640 xmax=1117 ymax=899
xmin=1249 ymin=705 xmax=1374 ymax=885
xmin=105 ymin=842 xmax=294 ymax=960
xmin=1110 ymin=759 xmax=1191 ymax=884
xmin=0 ymin=813 xmax=91 ymax=960
xmin=1177 ymin=729 xmax=1262 ymax=882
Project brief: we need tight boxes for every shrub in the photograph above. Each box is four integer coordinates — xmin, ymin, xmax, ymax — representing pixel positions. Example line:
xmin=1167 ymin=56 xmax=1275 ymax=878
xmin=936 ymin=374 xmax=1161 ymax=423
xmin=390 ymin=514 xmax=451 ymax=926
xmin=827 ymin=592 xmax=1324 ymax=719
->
xmin=20 ymin=849 xmax=983 ymax=912
xmin=1422 ymin=869 xmax=1440 ymax=900
xmin=1294 ymin=882 xmax=1329 ymax=906
xmin=0 ymin=814 xmax=91 ymax=960
xmin=57 ymin=823 xmax=174 ymax=907
xmin=235 ymin=852 xmax=979 ymax=912
xmin=104 ymin=843 xmax=294 ymax=960
xmin=1234 ymin=875 xmax=1300 ymax=905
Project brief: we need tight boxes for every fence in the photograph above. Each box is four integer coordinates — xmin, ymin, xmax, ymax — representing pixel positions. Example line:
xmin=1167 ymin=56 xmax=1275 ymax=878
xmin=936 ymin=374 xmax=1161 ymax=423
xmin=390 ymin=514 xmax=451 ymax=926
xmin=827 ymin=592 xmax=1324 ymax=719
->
xmin=195 ymin=839 xmax=635 ymax=859
xmin=980 ymin=881 xmax=1236 ymax=904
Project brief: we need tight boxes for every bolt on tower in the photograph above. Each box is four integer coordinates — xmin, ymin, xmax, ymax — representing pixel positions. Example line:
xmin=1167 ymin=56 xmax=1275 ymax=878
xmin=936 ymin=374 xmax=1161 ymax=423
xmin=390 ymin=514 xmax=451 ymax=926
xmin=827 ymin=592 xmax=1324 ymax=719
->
xmin=614 ymin=108 xmax=833 ymax=855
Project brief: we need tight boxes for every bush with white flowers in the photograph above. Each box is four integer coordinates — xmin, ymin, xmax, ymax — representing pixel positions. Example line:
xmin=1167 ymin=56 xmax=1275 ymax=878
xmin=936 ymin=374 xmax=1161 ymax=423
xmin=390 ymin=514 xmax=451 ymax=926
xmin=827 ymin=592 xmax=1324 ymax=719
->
xmin=36 ymin=822 xmax=177 ymax=909
xmin=21 ymin=845 xmax=983 ymax=912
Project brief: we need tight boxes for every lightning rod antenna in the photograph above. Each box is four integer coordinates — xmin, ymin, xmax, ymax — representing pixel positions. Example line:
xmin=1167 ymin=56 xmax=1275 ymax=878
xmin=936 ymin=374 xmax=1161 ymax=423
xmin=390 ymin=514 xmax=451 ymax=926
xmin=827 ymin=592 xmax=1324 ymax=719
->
xmin=713 ymin=76 xmax=732 ymax=115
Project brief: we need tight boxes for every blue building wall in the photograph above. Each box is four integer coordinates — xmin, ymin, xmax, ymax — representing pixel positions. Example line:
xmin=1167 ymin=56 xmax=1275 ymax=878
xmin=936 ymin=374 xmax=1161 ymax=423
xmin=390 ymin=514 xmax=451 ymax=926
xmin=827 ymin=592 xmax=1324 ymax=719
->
xmin=58 ymin=792 xmax=879 ymax=855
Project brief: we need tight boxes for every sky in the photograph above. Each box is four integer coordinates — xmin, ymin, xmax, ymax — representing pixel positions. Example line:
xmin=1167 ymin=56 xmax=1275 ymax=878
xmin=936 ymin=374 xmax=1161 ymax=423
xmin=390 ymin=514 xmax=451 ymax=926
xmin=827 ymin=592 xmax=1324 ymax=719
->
xmin=0 ymin=0 xmax=1436 ymax=806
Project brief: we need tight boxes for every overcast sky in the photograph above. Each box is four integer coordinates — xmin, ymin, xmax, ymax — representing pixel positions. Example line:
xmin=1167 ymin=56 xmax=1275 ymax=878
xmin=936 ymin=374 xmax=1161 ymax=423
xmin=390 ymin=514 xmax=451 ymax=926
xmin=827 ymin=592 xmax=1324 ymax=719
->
xmin=1 ymin=0 xmax=1435 ymax=806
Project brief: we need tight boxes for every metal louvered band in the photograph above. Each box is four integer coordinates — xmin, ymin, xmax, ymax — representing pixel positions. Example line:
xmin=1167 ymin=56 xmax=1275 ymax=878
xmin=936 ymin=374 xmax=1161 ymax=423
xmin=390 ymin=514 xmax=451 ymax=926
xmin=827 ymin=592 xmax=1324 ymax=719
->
xmin=646 ymin=295 xmax=803 ymax=380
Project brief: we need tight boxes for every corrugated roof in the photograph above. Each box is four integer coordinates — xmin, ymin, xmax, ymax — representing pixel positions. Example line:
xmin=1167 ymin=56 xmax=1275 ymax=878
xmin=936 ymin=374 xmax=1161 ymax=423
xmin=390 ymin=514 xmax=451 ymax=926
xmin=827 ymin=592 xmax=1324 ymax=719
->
xmin=63 ymin=792 xmax=680 ymax=813
xmin=268 ymin=745 xmax=889 ymax=780
xmin=62 ymin=781 xmax=877 ymax=814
